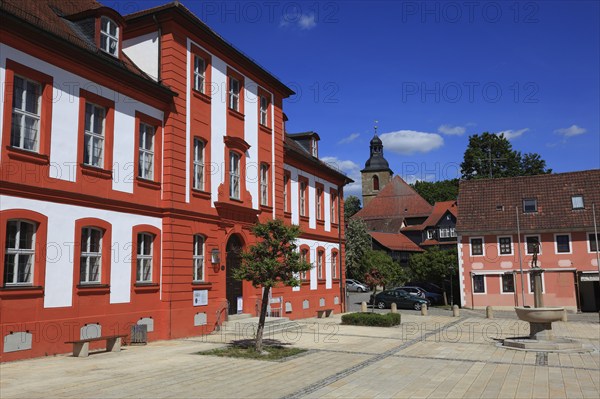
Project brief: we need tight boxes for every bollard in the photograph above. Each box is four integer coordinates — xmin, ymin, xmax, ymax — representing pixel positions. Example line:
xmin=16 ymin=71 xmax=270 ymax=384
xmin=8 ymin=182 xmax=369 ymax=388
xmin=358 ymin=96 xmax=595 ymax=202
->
xmin=486 ymin=306 xmax=494 ymax=319
xmin=421 ymin=304 xmax=428 ymax=316
xmin=391 ymin=303 xmax=398 ymax=313
xmin=452 ymin=304 xmax=460 ymax=317
xmin=361 ymin=301 xmax=367 ymax=313
xmin=561 ymin=309 xmax=568 ymax=322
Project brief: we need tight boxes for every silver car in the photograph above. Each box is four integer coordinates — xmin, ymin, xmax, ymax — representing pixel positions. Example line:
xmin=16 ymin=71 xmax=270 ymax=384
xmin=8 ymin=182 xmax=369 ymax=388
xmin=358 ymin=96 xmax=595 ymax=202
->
xmin=346 ymin=279 xmax=369 ymax=292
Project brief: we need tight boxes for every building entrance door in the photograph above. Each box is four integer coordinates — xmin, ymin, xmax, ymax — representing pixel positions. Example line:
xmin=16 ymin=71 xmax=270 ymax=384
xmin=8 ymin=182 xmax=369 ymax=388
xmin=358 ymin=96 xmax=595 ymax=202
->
xmin=226 ymin=235 xmax=243 ymax=315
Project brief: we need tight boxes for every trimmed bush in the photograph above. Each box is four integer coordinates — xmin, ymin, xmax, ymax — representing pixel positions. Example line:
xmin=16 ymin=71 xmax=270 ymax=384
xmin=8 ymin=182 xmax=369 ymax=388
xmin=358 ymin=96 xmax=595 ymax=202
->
xmin=341 ymin=312 xmax=401 ymax=327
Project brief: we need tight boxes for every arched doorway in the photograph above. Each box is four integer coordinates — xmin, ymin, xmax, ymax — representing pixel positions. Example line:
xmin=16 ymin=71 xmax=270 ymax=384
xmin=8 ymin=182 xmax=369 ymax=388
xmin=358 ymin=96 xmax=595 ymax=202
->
xmin=226 ymin=234 xmax=244 ymax=315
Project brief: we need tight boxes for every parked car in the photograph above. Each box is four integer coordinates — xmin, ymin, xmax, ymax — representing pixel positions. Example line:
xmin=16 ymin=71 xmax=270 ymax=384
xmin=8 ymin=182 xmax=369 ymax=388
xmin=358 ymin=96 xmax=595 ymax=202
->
xmin=407 ymin=281 xmax=443 ymax=295
xmin=370 ymin=290 xmax=429 ymax=310
xmin=395 ymin=286 xmax=443 ymax=305
xmin=346 ymin=279 xmax=369 ymax=292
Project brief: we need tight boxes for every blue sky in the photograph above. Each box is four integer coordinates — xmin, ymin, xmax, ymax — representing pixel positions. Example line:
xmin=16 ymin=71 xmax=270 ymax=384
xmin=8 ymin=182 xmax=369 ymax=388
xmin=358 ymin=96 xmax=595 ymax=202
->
xmin=116 ymin=1 xmax=600 ymax=197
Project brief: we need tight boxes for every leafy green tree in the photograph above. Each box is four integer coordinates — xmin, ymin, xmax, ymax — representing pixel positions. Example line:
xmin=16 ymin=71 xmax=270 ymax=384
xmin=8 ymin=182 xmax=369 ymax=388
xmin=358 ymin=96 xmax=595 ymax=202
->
xmin=345 ymin=218 xmax=371 ymax=280
xmin=344 ymin=195 xmax=362 ymax=220
xmin=234 ymin=219 xmax=311 ymax=353
xmin=411 ymin=179 xmax=459 ymax=205
xmin=408 ymin=247 xmax=458 ymax=301
xmin=363 ymin=250 xmax=408 ymax=310
xmin=461 ymin=132 xmax=551 ymax=179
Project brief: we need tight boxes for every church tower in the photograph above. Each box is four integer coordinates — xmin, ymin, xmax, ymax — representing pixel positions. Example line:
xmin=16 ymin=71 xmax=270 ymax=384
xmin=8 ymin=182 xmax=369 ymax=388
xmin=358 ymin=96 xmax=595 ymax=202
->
xmin=361 ymin=131 xmax=393 ymax=206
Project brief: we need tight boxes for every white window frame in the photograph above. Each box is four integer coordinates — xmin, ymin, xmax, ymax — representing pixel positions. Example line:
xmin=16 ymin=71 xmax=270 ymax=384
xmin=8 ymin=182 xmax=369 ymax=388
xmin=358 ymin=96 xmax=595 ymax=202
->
xmin=331 ymin=252 xmax=337 ymax=279
xmin=137 ymin=233 xmax=153 ymax=283
xmin=260 ymin=96 xmax=268 ymax=126
xmin=193 ymin=138 xmax=205 ymax=191
xmin=311 ymin=138 xmax=318 ymax=157
xmin=229 ymin=152 xmax=240 ymax=199
xmin=554 ymin=233 xmax=572 ymax=254
xmin=571 ymin=195 xmax=584 ymax=209
xmin=11 ymin=75 xmax=41 ymax=152
xmin=588 ymin=232 xmax=600 ymax=253
xmin=4 ymin=220 xmax=35 ymax=286
xmin=83 ymin=102 xmax=105 ymax=167
xmin=138 ymin=122 xmax=155 ymax=180
xmin=260 ymin=164 xmax=269 ymax=206
xmin=523 ymin=198 xmax=537 ymax=213
xmin=331 ymin=192 xmax=337 ymax=224
xmin=80 ymin=227 xmax=102 ymax=284
xmin=498 ymin=236 xmax=513 ymax=256
xmin=525 ymin=235 xmax=542 ymax=255
xmin=439 ymin=227 xmax=450 ymax=238
xmin=426 ymin=230 xmax=434 ymax=240
xmin=300 ymin=248 xmax=308 ymax=280
xmin=100 ymin=16 xmax=119 ymax=57
xmin=527 ymin=272 xmax=545 ymax=294
xmin=316 ymin=187 xmax=323 ymax=220
xmin=193 ymin=56 xmax=205 ymax=93
xmin=470 ymin=237 xmax=485 ymax=257
xmin=283 ymin=174 xmax=289 ymax=212
xmin=472 ymin=274 xmax=486 ymax=294
xmin=317 ymin=250 xmax=324 ymax=279
xmin=193 ymin=235 xmax=205 ymax=282
xmin=501 ymin=273 xmax=515 ymax=294
xmin=450 ymin=227 xmax=457 ymax=237
xmin=299 ymin=181 xmax=307 ymax=217
xmin=229 ymin=77 xmax=240 ymax=111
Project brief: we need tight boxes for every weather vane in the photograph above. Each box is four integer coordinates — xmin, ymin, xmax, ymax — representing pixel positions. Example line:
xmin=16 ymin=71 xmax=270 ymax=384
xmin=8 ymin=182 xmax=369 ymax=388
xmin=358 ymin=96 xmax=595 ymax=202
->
xmin=374 ymin=120 xmax=378 ymax=135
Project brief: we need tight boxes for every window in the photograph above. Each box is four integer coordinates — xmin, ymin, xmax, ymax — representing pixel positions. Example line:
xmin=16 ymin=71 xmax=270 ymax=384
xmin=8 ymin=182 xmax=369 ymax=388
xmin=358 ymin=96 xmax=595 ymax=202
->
xmin=193 ymin=138 xmax=205 ymax=190
xmin=472 ymin=275 xmax=485 ymax=293
xmin=555 ymin=234 xmax=570 ymax=253
xmin=193 ymin=235 xmax=204 ymax=281
xmin=426 ymin=230 xmax=434 ymax=240
xmin=4 ymin=220 xmax=35 ymax=285
xmin=470 ymin=238 xmax=483 ymax=256
xmin=317 ymin=250 xmax=324 ymax=279
xmin=100 ymin=17 xmax=119 ymax=57
xmin=450 ymin=227 xmax=457 ymax=237
xmin=372 ymin=175 xmax=379 ymax=191
xmin=229 ymin=77 xmax=240 ymax=111
xmin=331 ymin=191 xmax=337 ymax=224
xmin=193 ymin=56 xmax=205 ymax=93
xmin=300 ymin=248 xmax=309 ymax=280
xmin=260 ymin=96 xmax=268 ymax=126
xmin=79 ymin=227 xmax=102 ymax=284
xmin=316 ymin=187 xmax=323 ymax=220
xmin=572 ymin=195 xmax=584 ymax=209
xmin=283 ymin=174 xmax=289 ymax=213
xmin=83 ymin=102 xmax=105 ymax=167
xmin=137 ymin=233 xmax=153 ymax=282
xmin=439 ymin=228 xmax=450 ymax=238
xmin=11 ymin=76 xmax=41 ymax=152
xmin=138 ymin=123 xmax=155 ymax=180
xmin=499 ymin=236 xmax=512 ymax=255
xmin=311 ymin=139 xmax=318 ymax=157
xmin=299 ymin=181 xmax=307 ymax=217
xmin=229 ymin=152 xmax=240 ymax=199
xmin=523 ymin=199 xmax=537 ymax=213
xmin=502 ymin=274 xmax=515 ymax=293
xmin=331 ymin=252 xmax=337 ymax=279
xmin=589 ymin=233 xmax=600 ymax=252
xmin=526 ymin=236 xmax=541 ymax=255
xmin=260 ymin=164 xmax=269 ymax=206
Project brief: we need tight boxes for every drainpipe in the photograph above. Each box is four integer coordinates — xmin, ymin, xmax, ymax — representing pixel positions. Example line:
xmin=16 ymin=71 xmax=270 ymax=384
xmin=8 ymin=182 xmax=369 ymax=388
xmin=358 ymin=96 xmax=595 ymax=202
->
xmin=593 ymin=203 xmax=600 ymax=321
xmin=152 ymin=14 xmax=162 ymax=83
xmin=470 ymin=272 xmax=474 ymax=309
xmin=338 ymin=184 xmax=345 ymax=313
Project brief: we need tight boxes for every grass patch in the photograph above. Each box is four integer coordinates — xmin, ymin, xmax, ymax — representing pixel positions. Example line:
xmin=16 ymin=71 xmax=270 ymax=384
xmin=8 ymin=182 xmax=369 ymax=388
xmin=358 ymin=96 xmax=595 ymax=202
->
xmin=198 ymin=344 xmax=307 ymax=361
xmin=341 ymin=312 xmax=401 ymax=327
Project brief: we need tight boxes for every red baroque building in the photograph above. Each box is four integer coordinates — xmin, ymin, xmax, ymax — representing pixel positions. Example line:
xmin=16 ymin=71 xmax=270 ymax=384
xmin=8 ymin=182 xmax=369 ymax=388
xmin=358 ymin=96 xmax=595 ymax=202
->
xmin=456 ymin=170 xmax=600 ymax=312
xmin=0 ymin=0 xmax=352 ymax=361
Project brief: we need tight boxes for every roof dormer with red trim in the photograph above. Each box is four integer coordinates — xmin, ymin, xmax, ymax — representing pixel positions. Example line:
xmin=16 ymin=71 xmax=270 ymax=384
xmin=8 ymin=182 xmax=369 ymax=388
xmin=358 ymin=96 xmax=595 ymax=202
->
xmin=65 ymin=6 xmax=126 ymax=59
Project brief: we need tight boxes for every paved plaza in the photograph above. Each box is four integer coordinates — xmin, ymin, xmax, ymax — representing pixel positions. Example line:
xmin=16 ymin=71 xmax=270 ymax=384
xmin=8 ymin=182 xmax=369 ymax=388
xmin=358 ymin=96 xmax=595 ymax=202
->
xmin=1 ymin=311 xmax=598 ymax=399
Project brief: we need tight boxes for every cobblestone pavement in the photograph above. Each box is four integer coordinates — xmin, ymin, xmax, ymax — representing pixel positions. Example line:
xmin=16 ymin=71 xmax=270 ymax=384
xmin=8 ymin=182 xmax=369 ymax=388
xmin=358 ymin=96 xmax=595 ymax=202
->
xmin=1 ymin=312 xmax=598 ymax=399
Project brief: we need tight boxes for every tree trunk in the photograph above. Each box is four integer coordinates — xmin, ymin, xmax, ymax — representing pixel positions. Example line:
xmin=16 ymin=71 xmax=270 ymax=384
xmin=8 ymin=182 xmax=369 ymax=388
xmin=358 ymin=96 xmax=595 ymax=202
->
xmin=255 ymin=286 xmax=271 ymax=353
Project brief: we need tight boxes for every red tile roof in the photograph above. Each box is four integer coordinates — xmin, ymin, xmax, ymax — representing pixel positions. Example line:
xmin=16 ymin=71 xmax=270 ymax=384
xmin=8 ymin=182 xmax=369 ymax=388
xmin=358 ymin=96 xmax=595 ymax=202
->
xmin=354 ymin=175 xmax=433 ymax=220
xmin=456 ymin=170 xmax=600 ymax=234
xmin=421 ymin=201 xmax=458 ymax=228
xmin=370 ymin=232 xmax=424 ymax=252
xmin=420 ymin=239 xmax=457 ymax=246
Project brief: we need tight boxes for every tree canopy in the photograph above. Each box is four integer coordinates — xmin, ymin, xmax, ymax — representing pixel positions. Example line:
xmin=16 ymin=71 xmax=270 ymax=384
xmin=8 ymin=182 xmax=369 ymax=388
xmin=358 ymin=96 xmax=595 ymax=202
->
xmin=345 ymin=218 xmax=372 ymax=280
xmin=461 ymin=132 xmax=551 ymax=179
xmin=407 ymin=247 xmax=458 ymax=288
xmin=344 ymin=195 xmax=362 ymax=220
xmin=411 ymin=179 xmax=459 ymax=205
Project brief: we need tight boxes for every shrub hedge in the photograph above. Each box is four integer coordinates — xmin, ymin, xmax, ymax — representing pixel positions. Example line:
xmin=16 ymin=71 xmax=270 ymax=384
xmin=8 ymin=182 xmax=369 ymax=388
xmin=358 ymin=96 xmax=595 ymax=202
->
xmin=341 ymin=312 xmax=401 ymax=327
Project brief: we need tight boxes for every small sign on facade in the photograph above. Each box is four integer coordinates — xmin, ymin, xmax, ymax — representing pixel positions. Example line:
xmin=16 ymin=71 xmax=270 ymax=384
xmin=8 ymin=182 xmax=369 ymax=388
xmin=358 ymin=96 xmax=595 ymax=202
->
xmin=237 ymin=296 xmax=243 ymax=314
xmin=193 ymin=290 xmax=208 ymax=306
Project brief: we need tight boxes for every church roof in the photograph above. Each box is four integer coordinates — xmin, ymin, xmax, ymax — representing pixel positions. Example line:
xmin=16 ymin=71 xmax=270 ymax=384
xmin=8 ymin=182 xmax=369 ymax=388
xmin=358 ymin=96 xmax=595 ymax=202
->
xmin=354 ymin=175 xmax=433 ymax=220
xmin=361 ymin=135 xmax=392 ymax=172
xmin=370 ymin=232 xmax=424 ymax=252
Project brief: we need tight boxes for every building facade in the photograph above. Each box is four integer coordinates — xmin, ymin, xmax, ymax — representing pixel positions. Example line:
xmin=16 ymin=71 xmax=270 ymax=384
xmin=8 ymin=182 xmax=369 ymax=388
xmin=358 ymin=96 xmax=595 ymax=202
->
xmin=456 ymin=170 xmax=600 ymax=312
xmin=0 ymin=0 xmax=351 ymax=361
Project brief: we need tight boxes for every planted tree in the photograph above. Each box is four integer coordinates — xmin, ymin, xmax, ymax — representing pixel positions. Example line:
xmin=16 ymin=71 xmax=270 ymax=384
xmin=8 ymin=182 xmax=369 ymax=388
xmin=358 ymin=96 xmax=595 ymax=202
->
xmin=362 ymin=250 xmax=405 ymax=310
xmin=234 ymin=219 xmax=312 ymax=353
xmin=344 ymin=195 xmax=362 ymax=220
xmin=408 ymin=247 xmax=458 ymax=304
xmin=411 ymin=179 xmax=459 ymax=205
xmin=345 ymin=218 xmax=371 ymax=280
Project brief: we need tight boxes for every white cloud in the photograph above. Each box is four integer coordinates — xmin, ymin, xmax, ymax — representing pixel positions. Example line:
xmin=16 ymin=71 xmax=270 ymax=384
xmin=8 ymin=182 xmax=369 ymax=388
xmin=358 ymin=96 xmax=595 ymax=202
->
xmin=496 ymin=128 xmax=529 ymax=140
xmin=338 ymin=133 xmax=360 ymax=144
xmin=321 ymin=156 xmax=362 ymax=197
xmin=280 ymin=13 xmax=317 ymax=30
xmin=298 ymin=13 xmax=317 ymax=30
xmin=554 ymin=124 xmax=586 ymax=137
xmin=438 ymin=124 xmax=466 ymax=136
xmin=379 ymin=130 xmax=444 ymax=155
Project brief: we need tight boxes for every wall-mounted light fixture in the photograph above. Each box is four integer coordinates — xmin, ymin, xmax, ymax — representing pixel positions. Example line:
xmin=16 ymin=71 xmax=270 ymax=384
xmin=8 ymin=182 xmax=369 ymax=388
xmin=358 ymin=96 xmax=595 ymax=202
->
xmin=211 ymin=249 xmax=221 ymax=264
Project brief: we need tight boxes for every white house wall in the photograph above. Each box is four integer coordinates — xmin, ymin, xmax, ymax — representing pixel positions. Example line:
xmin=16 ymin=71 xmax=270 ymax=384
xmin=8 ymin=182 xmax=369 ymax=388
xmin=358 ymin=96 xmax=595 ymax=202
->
xmin=296 ymin=237 xmax=339 ymax=290
xmin=122 ymin=31 xmax=160 ymax=81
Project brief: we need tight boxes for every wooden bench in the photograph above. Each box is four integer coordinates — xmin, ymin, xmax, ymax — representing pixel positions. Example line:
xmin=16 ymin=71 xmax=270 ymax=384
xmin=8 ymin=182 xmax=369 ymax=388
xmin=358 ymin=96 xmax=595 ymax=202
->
xmin=317 ymin=309 xmax=333 ymax=318
xmin=65 ymin=334 xmax=127 ymax=358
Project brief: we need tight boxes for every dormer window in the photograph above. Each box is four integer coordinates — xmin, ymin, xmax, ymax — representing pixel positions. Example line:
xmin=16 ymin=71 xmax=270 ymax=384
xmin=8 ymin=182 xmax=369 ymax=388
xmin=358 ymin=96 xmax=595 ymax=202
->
xmin=523 ymin=199 xmax=537 ymax=213
xmin=100 ymin=17 xmax=119 ymax=57
xmin=311 ymin=138 xmax=318 ymax=157
xmin=571 ymin=195 xmax=584 ymax=209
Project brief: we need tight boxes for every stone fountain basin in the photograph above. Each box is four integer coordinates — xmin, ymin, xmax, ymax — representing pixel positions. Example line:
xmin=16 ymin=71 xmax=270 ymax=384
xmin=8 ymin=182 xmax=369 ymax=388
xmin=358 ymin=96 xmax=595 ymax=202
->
xmin=515 ymin=307 xmax=564 ymax=323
